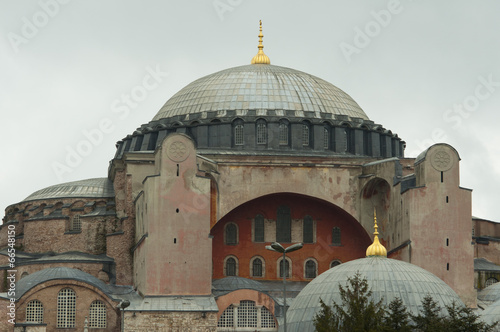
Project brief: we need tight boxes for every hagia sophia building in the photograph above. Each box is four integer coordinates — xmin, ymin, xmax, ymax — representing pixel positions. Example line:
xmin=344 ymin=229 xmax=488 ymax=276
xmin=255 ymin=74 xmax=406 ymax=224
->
xmin=1 ymin=22 xmax=500 ymax=332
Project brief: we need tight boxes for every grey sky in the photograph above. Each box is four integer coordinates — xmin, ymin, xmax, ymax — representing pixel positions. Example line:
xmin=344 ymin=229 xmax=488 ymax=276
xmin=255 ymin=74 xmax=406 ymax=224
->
xmin=1 ymin=0 xmax=499 ymax=222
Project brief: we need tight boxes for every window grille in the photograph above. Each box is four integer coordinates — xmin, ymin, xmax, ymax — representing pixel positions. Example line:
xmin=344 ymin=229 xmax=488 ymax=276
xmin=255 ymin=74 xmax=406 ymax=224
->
xmin=237 ymin=300 xmax=258 ymax=328
xmin=226 ymin=257 xmax=237 ymax=276
xmin=302 ymin=124 xmax=310 ymax=146
xmin=303 ymin=215 xmax=313 ymax=243
xmin=330 ymin=260 xmax=341 ymax=268
xmin=57 ymin=288 xmax=76 ymax=328
xmin=323 ymin=127 xmax=329 ymax=149
xmin=234 ymin=124 xmax=244 ymax=145
xmin=26 ymin=300 xmax=43 ymax=323
xmin=260 ymin=306 xmax=276 ymax=328
xmin=252 ymin=258 xmax=263 ymax=277
xmin=254 ymin=214 xmax=265 ymax=242
xmin=257 ymin=121 xmax=267 ymax=144
xmin=279 ymin=123 xmax=288 ymax=145
xmin=276 ymin=206 xmax=291 ymax=243
xmin=485 ymin=278 xmax=498 ymax=288
xmin=279 ymin=259 xmax=290 ymax=278
xmin=305 ymin=260 xmax=317 ymax=278
xmin=71 ymin=214 xmax=81 ymax=231
xmin=225 ymin=223 xmax=238 ymax=245
xmin=89 ymin=300 xmax=106 ymax=328
xmin=217 ymin=304 xmax=234 ymax=327
xmin=332 ymin=227 xmax=341 ymax=246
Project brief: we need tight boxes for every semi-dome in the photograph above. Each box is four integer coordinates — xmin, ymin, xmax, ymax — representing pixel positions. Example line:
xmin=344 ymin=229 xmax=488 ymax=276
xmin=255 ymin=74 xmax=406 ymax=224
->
xmin=284 ymin=256 xmax=464 ymax=332
xmin=22 ymin=178 xmax=114 ymax=203
xmin=153 ymin=64 xmax=368 ymax=122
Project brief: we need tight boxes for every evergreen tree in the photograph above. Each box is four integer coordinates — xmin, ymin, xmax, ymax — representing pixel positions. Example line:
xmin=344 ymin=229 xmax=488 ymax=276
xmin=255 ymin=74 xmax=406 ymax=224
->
xmin=313 ymin=272 xmax=386 ymax=332
xmin=411 ymin=295 xmax=445 ymax=332
xmin=443 ymin=301 xmax=498 ymax=332
xmin=382 ymin=297 xmax=412 ymax=332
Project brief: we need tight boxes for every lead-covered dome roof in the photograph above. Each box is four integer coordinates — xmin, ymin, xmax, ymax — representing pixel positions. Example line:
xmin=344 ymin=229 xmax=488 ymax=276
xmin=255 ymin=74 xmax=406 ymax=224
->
xmin=23 ymin=178 xmax=114 ymax=202
xmin=153 ymin=64 xmax=368 ymax=121
xmin=284 ymin=256 xmax=463 ymax=332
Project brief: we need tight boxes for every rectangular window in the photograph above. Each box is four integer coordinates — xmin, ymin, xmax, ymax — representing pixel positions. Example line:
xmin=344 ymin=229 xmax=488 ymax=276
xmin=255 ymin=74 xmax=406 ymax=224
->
xmin=276 ymin=206 xmax=291 ymax=243
xmin=303 ymin=216 xmax=314 ymax=243
xmin=254 ymin=215 xmax=265 ymax=242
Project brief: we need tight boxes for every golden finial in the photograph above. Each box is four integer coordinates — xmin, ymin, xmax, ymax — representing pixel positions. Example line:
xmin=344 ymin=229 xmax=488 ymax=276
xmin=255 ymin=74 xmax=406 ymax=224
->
xmin=366 ymin=209 xmax=387 ymax=257
xmin=251 ymin=20 xmax=271 ymax=64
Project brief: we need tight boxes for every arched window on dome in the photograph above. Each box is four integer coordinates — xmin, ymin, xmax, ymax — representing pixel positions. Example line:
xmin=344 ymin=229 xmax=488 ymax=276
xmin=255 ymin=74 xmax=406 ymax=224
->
xmin=485 ymin=277 xmax=498 ymax=288
xmin=323 ymin=125 xmax=330 ymax=150
xmin=26 ymin=300 xmax=43 ymax=323
xmin=362 ymin=125 xmax=372 ymax=155
xmin=57 ymin=288 xmax=76 ymax=328
xmin=225 ymin=223 xmax=238 ymax=245
xmin=254 ymin=214 xmax=265 ymax=242
xmin=303 ymin=215 xmax=314 ymax=244
xmin=330 ymin=260 xmax=342 ymax=268
xmin=225 ymin=256 xmax=238 ymax=276
xmin=341 ymin=124 xmax=354 ymax=154
xmin=209 ymin=119 xmax=221 ymax=147
xmin=276 ymin=206 xmax=291 ymax=243
xmin=233 ymin=119 xmax=244 ymax=146
xmin=256 ymin=119 xmax=267 ymax=145
xmin=305 ymin=259 xmax=317 ymax=279
xmin=70 ymin=214 xmax=81 ymax=232
xmin=302 ymin=122 xmax=311 ymax=146
xmin=279 ymin=120 xmax=289 ymax=146
xmin=89 ymin=300 xmax=106 ymax=328
xmin=332 ymin=227 xmax=341 ymax=246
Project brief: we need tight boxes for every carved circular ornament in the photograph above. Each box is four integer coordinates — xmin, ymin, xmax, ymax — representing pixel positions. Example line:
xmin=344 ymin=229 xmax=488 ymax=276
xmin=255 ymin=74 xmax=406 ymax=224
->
xmin=431 ymin=149 xmax=453 ymax=171
xmin=167 ymin=140 xmax=189 ymax=162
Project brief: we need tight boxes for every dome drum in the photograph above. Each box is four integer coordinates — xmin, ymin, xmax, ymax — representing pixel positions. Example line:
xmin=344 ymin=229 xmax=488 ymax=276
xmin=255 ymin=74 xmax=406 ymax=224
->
xmin=114 ymin=111 xmax=405 ymax=159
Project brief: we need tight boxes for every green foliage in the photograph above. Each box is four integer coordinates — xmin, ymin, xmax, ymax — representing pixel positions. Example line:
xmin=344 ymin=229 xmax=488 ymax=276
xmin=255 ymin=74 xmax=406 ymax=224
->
xmin=443 ymin=301 xmax=498 ymax=332
xmin=314 ymin=272 xmax=385 ymax=332
xmin=411 ymin=295 xmax=445 ymax=332
xmin=382 ymin=297 xmax=412 ymax=332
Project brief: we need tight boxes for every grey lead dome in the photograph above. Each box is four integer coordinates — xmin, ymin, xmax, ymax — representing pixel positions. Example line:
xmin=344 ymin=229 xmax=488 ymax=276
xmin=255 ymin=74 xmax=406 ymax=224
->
xmin=283 ymin=256 xmax=464 ymax=332
xmin=153 ymin=64 xmax=368 ymax=121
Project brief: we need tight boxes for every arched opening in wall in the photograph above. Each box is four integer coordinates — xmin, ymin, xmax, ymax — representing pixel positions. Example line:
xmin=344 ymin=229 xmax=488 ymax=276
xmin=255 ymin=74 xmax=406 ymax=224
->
xmin=361 ymin=178 xmax=391 ymax=245
xmin=323 ymin=122 xmax=331 ymax=150
xmin=302 ymin=121 xmax=311 ymax=147
xmin=330 ymin=260 xmax=342 ymax=268
xmin=341 ymin=123 xmax=354 ymax=154
xmin=209 ymin=119 xmax=221 ymax=147
xmin=232 ymin=118 xmax=244 ymax=147
xmin=278 ymin=119 xmax=290 ymax=146
xmin=217 ymin=300 xmax=276 ymax=330
xmin=26 ymin=299 xmax=44 ymax=323
xmin=256 ymin=118 xmax=268 ymax=145
xmin=211 ymin=193 xmax=372 ymax=281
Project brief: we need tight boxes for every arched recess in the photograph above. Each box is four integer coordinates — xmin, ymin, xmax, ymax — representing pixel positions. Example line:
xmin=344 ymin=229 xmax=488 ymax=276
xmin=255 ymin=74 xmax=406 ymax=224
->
xmin=211 ymin=193 xmax=371 ymax=281
xmin=360 ymin=178 xmax=391 ymax=243
xmin=215 ymin=289 xmax=277 ymax=322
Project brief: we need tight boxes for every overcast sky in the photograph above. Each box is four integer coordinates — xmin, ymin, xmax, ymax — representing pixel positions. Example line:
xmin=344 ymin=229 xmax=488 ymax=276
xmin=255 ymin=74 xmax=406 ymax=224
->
xmin=1 ymin=0 xmax=499 ymax=222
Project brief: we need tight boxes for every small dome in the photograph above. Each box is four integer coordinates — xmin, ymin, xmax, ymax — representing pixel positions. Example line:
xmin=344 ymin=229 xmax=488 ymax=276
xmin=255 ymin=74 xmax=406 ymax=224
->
xmin=22 ymin=178 xmax=114 ymax=202
xmin=478 ymin=281 xmax=500 ymax=303
xmin=284 ymin=256 xmax=463 ymax=332
xmin=480 ymin=298 xmax=500 ymax=325
xmin=152 ymin=64 xmax=368 ymax=121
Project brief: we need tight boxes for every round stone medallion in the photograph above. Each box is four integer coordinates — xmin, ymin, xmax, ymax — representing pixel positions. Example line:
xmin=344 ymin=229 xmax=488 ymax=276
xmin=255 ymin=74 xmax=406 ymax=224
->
xmin=431 ymin=149 xmax=453 ymax=171
xmin=167 ymin=140 xmax=189 ymax=162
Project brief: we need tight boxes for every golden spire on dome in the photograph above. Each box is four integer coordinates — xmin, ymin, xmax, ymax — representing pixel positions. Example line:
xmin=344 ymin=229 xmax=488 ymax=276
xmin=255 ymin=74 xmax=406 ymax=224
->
xmin=251 ymin=20 xmax=271 ymax=64
xmin=366 ymin=209 xmax=387 ymax=257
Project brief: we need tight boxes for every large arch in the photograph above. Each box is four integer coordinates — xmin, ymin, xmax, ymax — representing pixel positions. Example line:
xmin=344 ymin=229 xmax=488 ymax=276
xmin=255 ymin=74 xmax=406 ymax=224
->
xmin=211 ymin=193 xmax=371 ymax=282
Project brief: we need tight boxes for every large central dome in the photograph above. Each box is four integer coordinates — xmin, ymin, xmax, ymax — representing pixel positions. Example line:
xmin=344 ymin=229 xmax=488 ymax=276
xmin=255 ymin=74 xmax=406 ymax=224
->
xmin=153 ymin=64 xmax=368 ymax=121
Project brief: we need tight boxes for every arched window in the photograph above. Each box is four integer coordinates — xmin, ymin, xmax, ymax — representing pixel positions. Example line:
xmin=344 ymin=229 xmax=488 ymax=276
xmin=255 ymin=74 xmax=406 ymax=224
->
xmin=279 ymin=258 xmax=290 ymax=278
xmin=89 ymin=300 xmax=106 ymax=328
xmin=256 ymin=119 xmax=267 ymax=145
xmin=332 ymin=227 xmax=341 ymax=246
xmin=279 ymin=121 xmax=289 ymax=145
xmin=225 ymin=257 xmax=237 ymax=276
xmin=21 ymin=272 xmax=29 ymax=279
xmin=225 ymin=223 xmax=238 ymax=245
xmin=217 ymin=301 xmax=276 ymax=329
xmin=362 ymin=126 xmax=372 ymax=155
xmin=233 ymin=119 xmax=244 ymax=146
xmin=323 ymin=126 xmax=330 ymax=150
xmin=57 ymin=288 xmax=76 ymax=328
xmin=276 ymin=206 xmax=291 ymax=243
xmin=303 ymin=215 xmax=314 ymax=243
xmin=330 ymin=260 xmax=342 ymax=268
xmin=209 ymin=119 xmax=221 ymax=147
xmin=71 ymin=214 xmax=81 ymax=231
xmin=302 ymin=123 xmax=310 ymax=146
xmin=217 ymin=304 xmax=234 ymax=327
xmin=305 ymin=259 xmax=317 ymax=279
xmin=485 ymin=277 xmax=499 ymax=288
xmin=26 ymin=300 xmax=43 ymax=323
xmin=254 ymin=214 xmax=265 ymax=242
xmin=251 ymin=257 xmax=263 ymax=277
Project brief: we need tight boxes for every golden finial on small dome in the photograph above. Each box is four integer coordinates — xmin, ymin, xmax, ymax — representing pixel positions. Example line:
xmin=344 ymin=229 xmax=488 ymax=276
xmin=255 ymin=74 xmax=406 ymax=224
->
xmin=366 ymin=209 xmax=387 ymax=257
xmin=251 ymin=20 xmax=271 ymax=64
